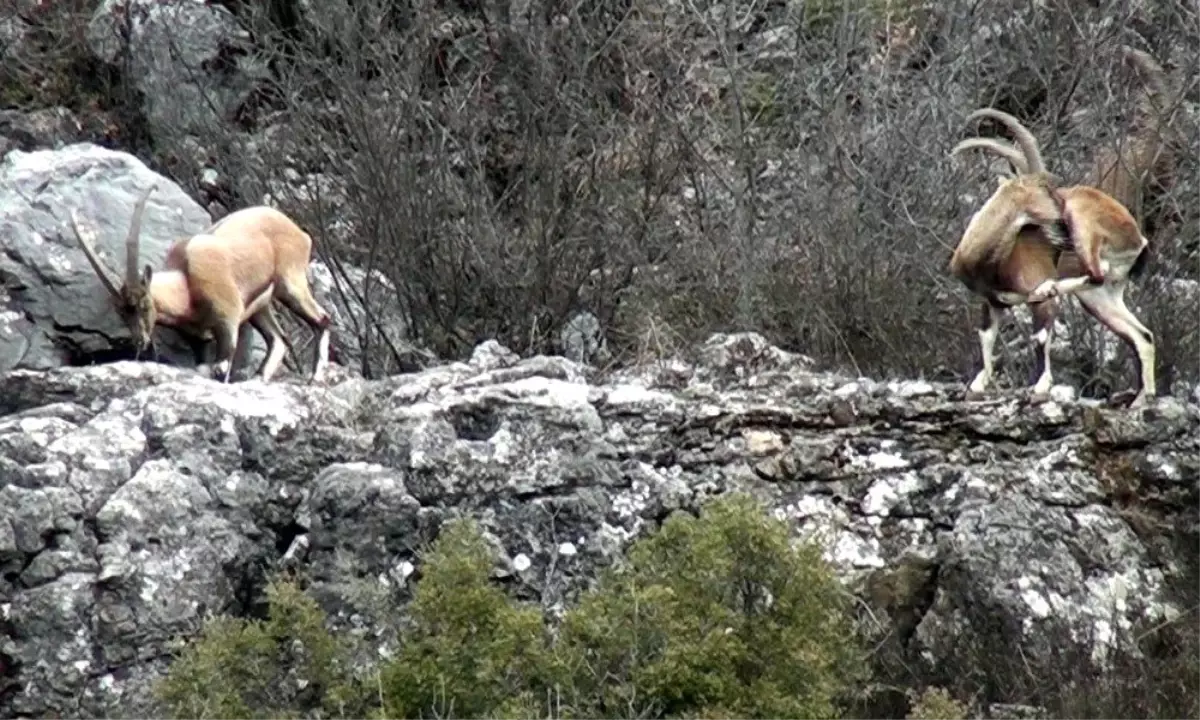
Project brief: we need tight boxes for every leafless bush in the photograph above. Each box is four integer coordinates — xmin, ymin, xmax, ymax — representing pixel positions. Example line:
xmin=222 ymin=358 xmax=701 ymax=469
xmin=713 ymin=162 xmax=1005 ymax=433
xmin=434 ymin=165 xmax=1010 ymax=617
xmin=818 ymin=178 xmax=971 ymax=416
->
xmin=9 ymin=0 xmax=1194 ymax=390
xmin=0 ymin=0 xmax=149 ymax=150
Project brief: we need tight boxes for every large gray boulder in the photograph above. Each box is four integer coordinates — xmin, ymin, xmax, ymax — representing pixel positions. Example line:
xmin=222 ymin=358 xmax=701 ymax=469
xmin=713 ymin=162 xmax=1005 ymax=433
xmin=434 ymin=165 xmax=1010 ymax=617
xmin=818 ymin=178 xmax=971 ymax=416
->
xmin=0 ymin=142 xmax=413 ymax=379
xmin=85 ymin=0 xmax=269 ymax=148
xmin=0 ymin=332 xmax=1195 ymax=718
xmin=0 ymin=143 xmax=212 ymax=372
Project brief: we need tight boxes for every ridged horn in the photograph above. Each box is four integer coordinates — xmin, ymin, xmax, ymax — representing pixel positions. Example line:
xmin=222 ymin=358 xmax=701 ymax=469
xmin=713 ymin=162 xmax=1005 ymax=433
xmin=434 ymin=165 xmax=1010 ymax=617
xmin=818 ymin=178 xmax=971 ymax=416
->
xmin=965 ymin=108 xmax=1046 ymax=174
xmin=124 ymin=183 xmax=157 ymax=289
xmin=951 ymin=137 xmax=1030 ymax=175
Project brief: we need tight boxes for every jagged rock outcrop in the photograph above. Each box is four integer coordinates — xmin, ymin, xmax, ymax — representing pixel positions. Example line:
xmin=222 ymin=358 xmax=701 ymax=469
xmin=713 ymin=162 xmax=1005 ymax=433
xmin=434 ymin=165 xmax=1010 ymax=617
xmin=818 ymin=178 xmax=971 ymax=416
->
xmin=0 ymin=143 xmax=411 ymax=378
xmin=0 ymin=332 xmax=1195 ymax=718
xmin=85 ymin=0 xmax=269 ymax=148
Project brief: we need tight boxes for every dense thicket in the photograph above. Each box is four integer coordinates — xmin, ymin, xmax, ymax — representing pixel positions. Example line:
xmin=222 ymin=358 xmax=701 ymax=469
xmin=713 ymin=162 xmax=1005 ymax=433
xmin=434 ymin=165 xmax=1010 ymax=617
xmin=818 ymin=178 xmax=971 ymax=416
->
xmin=3 ymin=0 xmax=1197 ymax=389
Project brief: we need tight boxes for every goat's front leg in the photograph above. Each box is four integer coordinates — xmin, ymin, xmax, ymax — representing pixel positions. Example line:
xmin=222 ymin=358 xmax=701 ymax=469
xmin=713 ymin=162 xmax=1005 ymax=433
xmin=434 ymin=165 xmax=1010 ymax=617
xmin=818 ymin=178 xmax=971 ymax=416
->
xmin=968 ymin=301 xmax=1004 ymax=395
xmin=1028 ymin=297 xmax=1058 ymax=397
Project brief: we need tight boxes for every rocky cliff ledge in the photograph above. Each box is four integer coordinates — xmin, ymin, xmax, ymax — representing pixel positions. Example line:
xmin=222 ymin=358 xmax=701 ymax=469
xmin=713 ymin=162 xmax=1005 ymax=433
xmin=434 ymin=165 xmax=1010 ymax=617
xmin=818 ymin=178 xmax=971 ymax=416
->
xmin=1 ymin=332 xmax=1196 ymax=717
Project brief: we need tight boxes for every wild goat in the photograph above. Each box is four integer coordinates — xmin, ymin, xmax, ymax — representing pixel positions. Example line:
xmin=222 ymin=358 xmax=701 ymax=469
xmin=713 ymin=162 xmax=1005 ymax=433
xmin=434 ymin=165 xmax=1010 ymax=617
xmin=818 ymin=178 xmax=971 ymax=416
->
xmin=1086 ymin=45 xmax=1177 ymax=230
xmin=948 ymin=108 xmax=1156 ymax=408
xmin=68 ymin=184 xmax=333 ymax=384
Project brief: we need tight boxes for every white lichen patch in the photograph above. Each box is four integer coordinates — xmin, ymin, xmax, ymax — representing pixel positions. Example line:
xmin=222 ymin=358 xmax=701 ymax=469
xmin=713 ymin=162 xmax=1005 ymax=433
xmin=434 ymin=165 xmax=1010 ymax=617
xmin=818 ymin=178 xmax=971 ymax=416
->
xmin=1017 ymin=577 xmax=1053 ymax=619
xmin=868 ymin=451 xmax=909 ymax=470
xmin=891 ymin=518 xmax=935 ymax=557
xmin=48 ymin=414 xmax=146 ymax=468
xmin=0 ymin=309 xmax=23 ymax=330
xmin=487 ymin=424 xmax=517 ymax=464
xmin=1037 ymin=401 xmax=1066 ymax=423
xmin=604 ymin=383 xmax=678 ymax=412
xmin=742 ymin=429 xmax=784 ymax=456
xmin=1143 ymin=452 xmax=1180 ymax=480
xmin=497 ymin=376 xmax=592 ymax=409
xmin=833 ymin=382 xmax=861 ymax=397
xmin=612 ymin=479 xmax=652 ymax=519
xmin=1049 ymin=384 xmax=1076 ymax=403
xmin=862 ymin=472 xmax=923 ymax=516
xmin=139 ymin=378 xmax=308 ymax=436
xmin=844 ymin=439 xmax=910 ymax=471
xmin=139 ymin=574 xmax=161 ymax=605
xmin=888 ymin=379 xmax=936 ymax=398
xmin=779 ymin=498 xmax=885 ymax=570
xmin=14 ymin=417 xmax=76 ymax=447
xmin=829 ymin=532 xmax=886 ymax=569
xmin=1036 ymin=442 xmax=1082 ymax=471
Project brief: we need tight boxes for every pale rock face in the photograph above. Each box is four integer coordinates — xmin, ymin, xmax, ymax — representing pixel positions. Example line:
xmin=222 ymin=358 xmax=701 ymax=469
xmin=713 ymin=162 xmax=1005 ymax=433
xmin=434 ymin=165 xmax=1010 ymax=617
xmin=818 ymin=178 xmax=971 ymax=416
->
xmin=0 ymin=143 xmax=417 ymax=379
xmin=86 ymin=0 xmax=270 ymax=142
xmin=0 ymin=331 xmax=1196 ymax=717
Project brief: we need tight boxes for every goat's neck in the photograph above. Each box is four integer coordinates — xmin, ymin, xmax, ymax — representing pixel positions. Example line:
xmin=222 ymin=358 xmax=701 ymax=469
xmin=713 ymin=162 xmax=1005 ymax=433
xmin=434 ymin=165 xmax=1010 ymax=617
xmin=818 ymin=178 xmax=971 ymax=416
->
xmin=956 ymin=193 xmax=1026 ymax=272
xmin=149 ymin=270 xmax=196 ymax=326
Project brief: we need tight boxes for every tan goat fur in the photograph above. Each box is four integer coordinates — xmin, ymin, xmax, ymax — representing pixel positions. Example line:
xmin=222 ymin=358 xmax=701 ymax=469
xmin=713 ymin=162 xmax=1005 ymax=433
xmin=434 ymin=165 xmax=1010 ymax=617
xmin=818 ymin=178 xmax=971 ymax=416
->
xmin=1085 ymin=46 xmax=1176 ymax=226
xmin=69 ymin=184 xmax=333 ymax=384
xmin=948 ymin=108 xmax=1156 ymax=407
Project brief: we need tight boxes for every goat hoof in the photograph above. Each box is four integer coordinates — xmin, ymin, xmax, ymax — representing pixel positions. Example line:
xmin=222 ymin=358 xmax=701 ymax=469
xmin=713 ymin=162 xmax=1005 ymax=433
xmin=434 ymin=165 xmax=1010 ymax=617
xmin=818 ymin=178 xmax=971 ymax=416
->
xmin=1125 ymin=392 xmax=1153 ymax=409
xmin=1106 ymin=389 xmax=1152 ymax=409
xmin=1027 ymin=389 xmax=1051 ymax=405
xmin=1028 ymin=281 xmax=1057 ymax=304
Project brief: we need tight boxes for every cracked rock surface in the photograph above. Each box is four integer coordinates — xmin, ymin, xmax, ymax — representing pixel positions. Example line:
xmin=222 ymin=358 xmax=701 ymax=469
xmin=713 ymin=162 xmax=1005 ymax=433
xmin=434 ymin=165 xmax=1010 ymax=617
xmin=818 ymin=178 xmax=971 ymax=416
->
xmin=0 ymin=332 xmax=1196 ymax=717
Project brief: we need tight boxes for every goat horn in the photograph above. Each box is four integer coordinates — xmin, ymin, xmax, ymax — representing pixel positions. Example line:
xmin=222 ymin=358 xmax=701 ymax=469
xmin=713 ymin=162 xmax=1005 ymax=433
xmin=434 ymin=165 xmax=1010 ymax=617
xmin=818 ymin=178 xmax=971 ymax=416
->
xmin=951 ymin=137 xmax=1030 ymax=175
xmin=124 ymin=183 xmax=157 ymax=289
xmin=965 ymin=108 xmax=1047 ymax=175
xmin=67 ymin=210 xmax=123 ymax=300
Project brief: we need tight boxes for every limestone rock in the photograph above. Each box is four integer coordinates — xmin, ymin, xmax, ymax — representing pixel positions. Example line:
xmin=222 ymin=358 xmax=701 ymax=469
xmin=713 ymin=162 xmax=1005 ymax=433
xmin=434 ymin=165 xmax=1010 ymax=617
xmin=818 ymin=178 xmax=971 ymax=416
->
xmin=0 ymin=332 xmax=1195 ymax=717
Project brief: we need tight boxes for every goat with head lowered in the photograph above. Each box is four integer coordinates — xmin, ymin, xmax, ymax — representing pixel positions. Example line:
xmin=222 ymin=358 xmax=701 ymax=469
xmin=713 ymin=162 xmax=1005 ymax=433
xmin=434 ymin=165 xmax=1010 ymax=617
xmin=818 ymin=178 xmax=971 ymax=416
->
xmin=948 ymin=108 xmax=1156 ymax=408
xmin=69 ymin=184 xmax=334 ymax=384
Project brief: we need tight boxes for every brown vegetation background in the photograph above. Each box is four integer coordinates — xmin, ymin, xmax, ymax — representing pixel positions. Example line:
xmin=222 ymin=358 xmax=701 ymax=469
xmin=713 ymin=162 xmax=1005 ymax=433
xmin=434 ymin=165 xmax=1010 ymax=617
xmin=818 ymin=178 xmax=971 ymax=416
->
xmin=3 ymin=0 xmax=1197 ymax=392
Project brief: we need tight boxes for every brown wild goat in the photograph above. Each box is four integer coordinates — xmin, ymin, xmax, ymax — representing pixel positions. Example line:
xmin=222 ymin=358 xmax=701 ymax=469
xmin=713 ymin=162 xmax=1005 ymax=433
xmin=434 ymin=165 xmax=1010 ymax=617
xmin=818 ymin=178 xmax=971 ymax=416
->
xmin=1085 ymin=45 xmax=1177 ymax=229
xmin=948 ymin=108 xmax=1156 ymax=408
xmin=68 ymin=184 xmax=333 ymax=383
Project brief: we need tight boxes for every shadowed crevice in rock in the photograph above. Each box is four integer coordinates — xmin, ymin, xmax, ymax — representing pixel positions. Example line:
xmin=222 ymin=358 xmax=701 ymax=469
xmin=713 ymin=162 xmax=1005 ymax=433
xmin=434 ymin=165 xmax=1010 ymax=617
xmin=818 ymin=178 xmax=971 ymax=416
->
xmin=0 ymin=331 xmax=1196 ymax=718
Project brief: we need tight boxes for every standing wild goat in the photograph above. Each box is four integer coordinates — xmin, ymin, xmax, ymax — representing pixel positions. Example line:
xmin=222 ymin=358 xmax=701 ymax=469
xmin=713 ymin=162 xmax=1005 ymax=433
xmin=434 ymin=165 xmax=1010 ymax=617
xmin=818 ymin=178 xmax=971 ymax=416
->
xmin=68 ymin=184 xmax=333 ymax=384
xmin=948 ymin=108 xmax=1156 ymax=407
xmin=1086 ymin=45 xmax=1177 ymax=230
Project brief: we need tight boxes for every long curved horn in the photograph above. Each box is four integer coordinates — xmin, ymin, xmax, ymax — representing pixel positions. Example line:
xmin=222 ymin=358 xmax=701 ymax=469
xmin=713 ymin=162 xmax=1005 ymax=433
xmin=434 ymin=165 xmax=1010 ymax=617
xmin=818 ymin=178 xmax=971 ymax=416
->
xmin=951 ymin=137 xmax=1030 ymax=174
xmin=124 ymin=183 xmax=157 ymax=289
xmin=67 ymin=210 xmax=123 ymax=300
xmin=965 ymin=108 xmax=1046 ymax=174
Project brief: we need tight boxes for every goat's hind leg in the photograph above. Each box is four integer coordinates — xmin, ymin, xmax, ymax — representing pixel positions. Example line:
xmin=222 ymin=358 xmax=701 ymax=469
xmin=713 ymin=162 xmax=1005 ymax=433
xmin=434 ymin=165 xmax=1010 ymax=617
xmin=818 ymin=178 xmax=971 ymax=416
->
xmin=1075 ymin=282 xmax=1157 ymax=408
xmin=248 ymin=304 xmax=294 ymax=383
xmin=276 ymin=272 xmax=333 ymax=384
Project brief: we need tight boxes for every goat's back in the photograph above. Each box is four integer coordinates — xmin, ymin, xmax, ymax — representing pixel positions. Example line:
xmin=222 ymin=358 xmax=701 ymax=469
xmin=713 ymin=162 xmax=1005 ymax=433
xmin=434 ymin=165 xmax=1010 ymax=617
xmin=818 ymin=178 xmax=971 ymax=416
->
xmin=186 ymin=206 xmax=315 ymax=303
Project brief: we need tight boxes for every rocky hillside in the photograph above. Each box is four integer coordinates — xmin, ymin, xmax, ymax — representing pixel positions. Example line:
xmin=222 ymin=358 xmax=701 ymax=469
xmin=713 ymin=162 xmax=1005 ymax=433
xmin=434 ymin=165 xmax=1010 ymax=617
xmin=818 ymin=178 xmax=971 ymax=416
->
xmin=0 ymin=332 xmax=1196 ymax=717
xmin=1 ymin=3 xmax=1197 ymax=714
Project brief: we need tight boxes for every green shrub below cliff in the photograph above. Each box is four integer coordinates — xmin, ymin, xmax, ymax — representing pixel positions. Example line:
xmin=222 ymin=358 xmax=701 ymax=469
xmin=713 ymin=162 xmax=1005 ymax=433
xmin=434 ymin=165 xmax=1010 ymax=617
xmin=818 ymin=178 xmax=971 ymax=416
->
xmin=155 ymin=493 xmax=866 ymax=719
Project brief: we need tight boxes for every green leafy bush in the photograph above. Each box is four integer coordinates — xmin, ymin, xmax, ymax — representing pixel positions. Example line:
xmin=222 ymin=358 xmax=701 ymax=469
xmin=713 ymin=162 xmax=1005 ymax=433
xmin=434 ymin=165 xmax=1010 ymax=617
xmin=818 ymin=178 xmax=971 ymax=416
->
xmin=550 ymin=493 xmax=866 ymax=719
xmin=155 ymin=494 xmax=864 ymax=719
xmin=906 ymin=686 xmax=969 ymax=720
xmin=376 ymin=518 xmax=550 ymax=719
xmin=155 ymin=577 xmax=366 ymax=719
